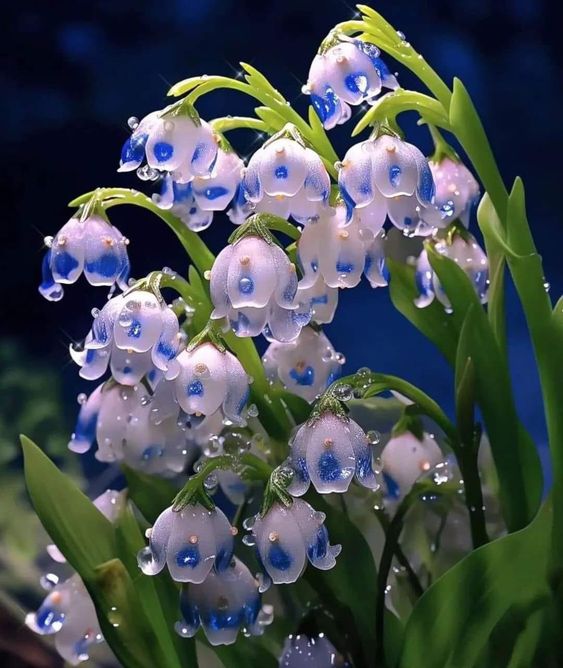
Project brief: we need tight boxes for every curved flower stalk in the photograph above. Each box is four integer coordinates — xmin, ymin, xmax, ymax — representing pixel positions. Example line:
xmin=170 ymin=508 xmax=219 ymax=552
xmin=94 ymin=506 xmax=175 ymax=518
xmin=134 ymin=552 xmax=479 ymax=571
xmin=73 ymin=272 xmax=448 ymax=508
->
xmin=155 ymin=143 xmax=244 ymax=232
xmin=25 ymin=574 xmax=104 ymax=665
xmin=263 ymin=327 xmax=343 ymax=403
xmin=71 ymin=288 xmax=184 ymax=384
xmin=39 ymin=211 xmax=130 ymax=302
xmin=415 ymin=227 xmax=489 ymax=310
xmin=210 ymin=225 xmax=311 ymax=341
xmin=249 ymin=498 xmax=341 ymax=584
xmin=176 ymin=557 xmax=273 ymax=645
xmin=241 ymin=126 xmax=331 ymax=224
xmin=288 ymin=410 xmax=379 ymax=494
xmin=304 ymin=33 xmax=398 ymax=130
xmin=138 ymin=503 xmax=235 ymax=583
xmin=279 ymin=633 xmax=345 ymax=667
xmin=119 ymin=104 xmax=218 ymax=184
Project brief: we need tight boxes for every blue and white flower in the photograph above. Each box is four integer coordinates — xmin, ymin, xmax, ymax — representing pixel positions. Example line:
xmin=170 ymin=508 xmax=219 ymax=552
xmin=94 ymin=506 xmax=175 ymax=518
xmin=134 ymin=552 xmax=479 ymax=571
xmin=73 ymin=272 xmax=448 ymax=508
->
xmin=173 ymin=342 xmax=250 ymax=425
xmin=296 ymin=276 xmax=338 ymax=324
xmin=363 ymin=229 xmax=389 ymax=289
xmin=250 ymin=498 xmax=341 ymax=584
xmin=26 ymin=574 xmax=103 ymax=665
xmin=176 ymin=557 xmax=273 ymax=646
xmin=288 ymin=412 xmax=379 ymax=494
xmin=304 ymin=35 xmax=398 ymax=130
xmin=262 ymin=327 xmax=343 ymax=403
xmin=39 ymin=214 xmax=130 ymax=302
xmin=338 ymin=134 xmax=435 ymax=228
xmin=242 ymin=130 xmax=330 ymax=224
xmin=138 ymin=503 xmax=235 ymax=583
xmin=415 ymin=230 xmax=489 ymax=310
xmin=280 ymin=633 xmax=345 ymax=667
xmin=381 ymin=430 xmax=443 ymax=499
xmin=71 ymin=289 xmax=184 ymax=385
xmin=429 ymin=157 xmax=480 ymax=228
xmin=210 ymin=235 xmax=311 ymax=342
xmin=119 ymin=107 xmax=218 ymax=184
xmin=155 ymin=145 xmax=245 ymax=232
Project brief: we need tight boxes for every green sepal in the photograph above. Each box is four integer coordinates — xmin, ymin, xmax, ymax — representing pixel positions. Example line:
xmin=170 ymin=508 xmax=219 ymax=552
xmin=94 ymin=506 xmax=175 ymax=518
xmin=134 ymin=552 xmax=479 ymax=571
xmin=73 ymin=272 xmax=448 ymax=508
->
xmin=391 ymin=409 xmax=425 ymax=440
xmin=261 ymin=465 xmax=295 ymax=515
xmin=160 ymin=97 xmax=202 ymax=126
xmin=186 ymin=320 xmax=226 ymax=353
xmin=228 ymin=213 xmax=277 ymax=246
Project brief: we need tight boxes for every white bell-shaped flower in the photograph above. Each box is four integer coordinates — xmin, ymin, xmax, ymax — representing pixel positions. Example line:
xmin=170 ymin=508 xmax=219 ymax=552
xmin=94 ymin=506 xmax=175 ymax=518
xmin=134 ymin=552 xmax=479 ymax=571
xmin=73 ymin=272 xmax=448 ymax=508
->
xmin=415 ymin=230 xmax=489 ymax=310
xmin=25 ymin=574 xmax=103 ymax=665
xmin=210 ymin=234 xmax=311 ymax=342
xmin=296 ymin=276 xmax=339 ymax=324
xmin=381 ymin=430 xmax=443 ymax=498
xmin=177 ymin=557 xmax=272 ymax=646
xmin=39 ymin=214 xmax=130 ymax=302
xmin=242 ymin=130 xmax=330 ymax=224
xmin=138 ymin=503 xmax=235 ymax=583
xmin=280 ymin=633 xmax=344 ymax=667
xmin=119 ymin=107 xmax=218 ymax=184
xmin=429 ymin=157 xmax=480 ymax=228
xmin=250 ymin=498 xmax=341 ymax=584
xmin=173 ymin=342 xmax=249 ymax=425
xmin=304 ymin=35 xmax=398 ymax=130
xmin=288 ymin=412 xmax=379 ymax=494
xmin=364 ymin=229 xmax=389 ymax=289
xmin=263 ymin=327 xmax=343 ymax=403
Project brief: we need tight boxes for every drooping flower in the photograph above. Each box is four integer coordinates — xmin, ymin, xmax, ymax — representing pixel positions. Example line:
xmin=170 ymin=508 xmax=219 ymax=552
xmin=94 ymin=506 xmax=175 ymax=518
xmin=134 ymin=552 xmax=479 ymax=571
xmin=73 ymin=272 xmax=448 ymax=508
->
xmin=304 ymin=34 xmax=398 ymax=130
xmin=39 ymin=213 xmax=130 ymax=302
xmin=263 ymin=327 xmax=343 ymax=403
xmin=381 ymin=430 xmax=443 ymax=498
xmin=279 ymin=633 xmax=346 ymax=667
xmin=71 ymin=289 xmax=184 ymax=385
xmin=155 ymin=144 xmax=244 ymax=232
xmin=288 ymin=411 xmax=379 ymax=494
xmin=296 ymin=276 xmax=339 ymax=324
xmin=249 ymin=498 xmax=341 ymax=584
xmin=176 ymin=557 xmax=273 ymax=645
xmin=25 ymin=574 xmax=104 ymax=665
xmin=415 ymin=228 xmax=489 ymax=310
xmin=138 ymin=503 xmax=235 ymax=583
xmin=338 ymin=134 xmax=435 ymax=229
xmin=119 ymin=106 xmax=218 ymax=184
xmin=429 ymin=156 xmax=480 ymax=228
xmin=210 ymin=232 xmax=311 ymax=342
xmin=241 ymin=127 xmax=330 ymax=224
xmin=173 ymin=342 xmax=250 ymax=425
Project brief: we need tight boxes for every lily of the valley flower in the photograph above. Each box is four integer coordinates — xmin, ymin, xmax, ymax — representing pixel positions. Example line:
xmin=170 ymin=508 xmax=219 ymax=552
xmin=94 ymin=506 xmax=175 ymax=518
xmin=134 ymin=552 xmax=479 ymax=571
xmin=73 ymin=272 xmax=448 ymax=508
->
xmin=250 ymin=499 xmax=341 ymax=584
xmin=296 ymin=276 xmax=339 ymax=324
xmin=39 ymin=214 xmax=130 ymax=302
xmin=138 ymin=503 xmax=235 ymax=583
xmin=429 ymin=157 xmax=480 ymax=228
xmin=280 ymin=633 xmax=344 ymax=668
xmin=304 ymin=35 xmax=398 ymax=130
xmin=71 ymin=289 xmax=183 ymax=384
xmin=288 ymin=412 xmax=378 ymax=494
xmin=210 ymin=235 xmax=311 ymax=342
xmin=242 ymin=129 xmax=330 ymax=224
xmin=177 ymin=557 xmax=272 ymax=646
xmin=119 ymin=107 xmax=218 ymax=184
xmin=262 ymin=327 xmax=343 ymax=403
xmin=25 ymin=575 xmax=103 ymax=665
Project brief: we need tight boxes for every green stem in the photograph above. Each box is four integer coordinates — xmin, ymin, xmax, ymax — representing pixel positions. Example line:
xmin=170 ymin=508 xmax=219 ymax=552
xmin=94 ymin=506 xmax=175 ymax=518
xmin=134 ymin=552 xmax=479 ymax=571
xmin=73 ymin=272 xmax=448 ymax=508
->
xmin=456 ymin=445 xmax=489 ymax=548
xmin=210 ymin=116 xmax=270 ymax=134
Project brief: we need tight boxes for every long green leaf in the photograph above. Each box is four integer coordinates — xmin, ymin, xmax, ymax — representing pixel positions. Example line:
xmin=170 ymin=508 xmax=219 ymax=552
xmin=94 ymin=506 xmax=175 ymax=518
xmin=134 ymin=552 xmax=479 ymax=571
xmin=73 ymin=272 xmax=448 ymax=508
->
xmin=123 ymin=465 xmax=177 ymax=524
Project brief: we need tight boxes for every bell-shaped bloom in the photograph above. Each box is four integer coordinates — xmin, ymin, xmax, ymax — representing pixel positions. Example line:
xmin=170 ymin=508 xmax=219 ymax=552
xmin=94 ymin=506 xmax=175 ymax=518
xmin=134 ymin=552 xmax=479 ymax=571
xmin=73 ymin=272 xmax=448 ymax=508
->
xmin=250 ymin=498 xmax=341 ymax=584
xmin=381 ymin=430 xmax=443 ymax=498
xmin=25 ymin=575 xmax=103 ymax=665
xmin=68 ymin=380 xmax=191 ymax=475
xmin=263 ymin=327 xmax=343 ymax=403
xmin=338 ymin=135 xmax=435 ymax=226
xmin=177 ymin=557 xmax=272 ymax=645
xmin=72 ymin=289 xmax=183 ymax=384
xmin=288 ymin=412 xmax=379 ymax=495
xmin=210 ymin=235 xmax=311 ymax=342
xmin=119 ymin=108 xmax=218 ymax=184
xmin=39 ymin=214 xmax=130 ymax=302
xmin=173 ymin=342 xmax=249 ymax=425
xmin=415 ymin=231 xmax=489 ymax=310
xmin=304 ymin=36 xmax=398 ymax=130
xmin=296 ymin=276 xmax=338 ymax=324
xmin=280 ymin=633 xmax=344 ymax=667
xmin=364 ymin=230 xmax=389 ymax=289
xmin=242 ymin=133 xmax=330 ymax=224
xmin=155 ymin=146 xmax=244 ymax=232
xmin=138 ymin=503 xmax=235 ymax=583
xmin=429 ymin=157 xmax=480 ymax=228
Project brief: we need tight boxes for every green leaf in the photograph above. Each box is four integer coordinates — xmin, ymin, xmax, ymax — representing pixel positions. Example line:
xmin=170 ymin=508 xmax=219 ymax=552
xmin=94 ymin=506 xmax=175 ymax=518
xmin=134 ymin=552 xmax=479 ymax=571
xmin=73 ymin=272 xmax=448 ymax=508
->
xmin=211 ymin=638 xmax=278 ymax=668
xmin=122 ymin=465 xmax=176 ymax=524
xmin=454 ymin=344 xmax=475 ymax=448
xmin=398 ymin=499 xmax=552 ymax=668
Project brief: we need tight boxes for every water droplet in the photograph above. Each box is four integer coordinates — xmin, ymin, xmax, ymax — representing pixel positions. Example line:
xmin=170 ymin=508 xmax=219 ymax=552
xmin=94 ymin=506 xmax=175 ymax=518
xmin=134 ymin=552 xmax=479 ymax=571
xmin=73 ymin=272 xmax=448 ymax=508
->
xmin=43 ymin=235 xmax=54 ymax=248
xmin=247 ymin=403 xmax=259 ymax=418
xmin=242 ymin=534 xmax=256 ymax=547
xmin=367 ymin=430 xmax=381 ymax=445
xmin=543 ymin=281 xmax=551 ymax=292
xmin=335 ymin=352 xmax=346 ymax=365
xmin=76 ymin=392 xmax=87 ymax=405
xmin=257 ymin=604 xmax=274 ymax=626
xmin=174 ymin=621 xmax=192 ymax=637
xmin=40 ymin=573 xmax=59 ymax=590
xmin=204 ymin=473 xmax=218 ymax=491
xmin=127 ymin=116 xmax=139 ymax=130
xmin=333 ymin=384 xmax=353 ymax=401
xmin=140 ymin=395 xmax=152 ymax=406
xmin=203 ymin=270 xmax=211 ymax=280
xmin=321 ymin=347 xmax=333 ymax=362
xmin=242 ymin=515 xmax=256 ymax=530
xmin=137 ymin=546 xmax=160 ymax=575
xmin=396 ymin=30 xmax=406 ymax=39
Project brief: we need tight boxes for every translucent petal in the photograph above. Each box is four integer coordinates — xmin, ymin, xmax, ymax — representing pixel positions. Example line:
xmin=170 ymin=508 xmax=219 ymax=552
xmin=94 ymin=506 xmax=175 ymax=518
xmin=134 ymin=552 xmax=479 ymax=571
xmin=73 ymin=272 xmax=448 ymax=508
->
xmin=348 ymin=418 xmax=378 ymax=489
xmin=209 ymin=508 xmax=235 ymax=572
xmin=296 ymin=219 xmax=324 ymax=289
xmin=82 ymin=215 xmax=127 ymax=286
xmin=257 ymin=138 xmax=308 ymax=198
xmin=39 ymin=250 xmax=64 ymax=302
xmin=210 ymin=244 xmax=234 ymax=318
xmin=254 ymin=193 xmax=292 ymax=220
xmin=320 ymin=214 xmax=365 ymax=288
xmin=187 ymin=120 xmax=219 ymax=178
xmin=222 ymin=352 xmax=250 ymax=424
xmin=110 ymin=346 xmax=154 ymax=386
xmin=297 ymin=277 xmax=339 ymax=325
xmin=371 ymin=136 xmax=419 ymax=198
xmin=381 ymin=432 xmax=443 ymax=494
xmin=288 ymin=424 xmax=311 ymax=497
xmin=50 ymin=218 xmax=85 ymax=284
xmin=78 ymin=347 xmax=110 ymax=381
xmin=145 ymin=116 xmax=200 ymax=173
xmin=151 ymin=306 xmax=181 ymax=372
xmin=355 ymin=190 xmax=387 ymax=235
xmin=305 ymin=414 xmax=356 ymax=493
xmin=364 ymin=232 xmax=389 ymax=289
xmin=228 ymin=306 xmax=268 ymax=338
xmin=266 ymin=301 xmax=310 ymax=343
xmin=302 ymin=148 xmax=330 ymax=202
xmin=93 ymin=489 xmax=125 ymax=522
xmin=192 ymin=149 xmax=243 ymax=212
xmin=292 ymin=498 xmax=341 ymax=570
xmin=118 ymin=110 xmax=159 ymax=171
xmin=167 ymin=506 xmax=217 ymax=583
xmin=270 ymin=243 xmax=298 ymax=308
xmin=226 ymin=237 xmax=277 ymax=309
xmin=338 ymin=141 xmax=375 ymax=212
xmin=113 ymin=291 xmax=162 ymax=353
xmin=287 ymin=190 xmax=325 ymax=224
xmin=95 ymin=383 xmax=134 ymax=462
xmin=141 ymin=506 xmax=175 ymax=575
xmin=174 ymin=344 xmax=228 ymax=416
xmin=68 ymin=384 xmax=103 ymax=454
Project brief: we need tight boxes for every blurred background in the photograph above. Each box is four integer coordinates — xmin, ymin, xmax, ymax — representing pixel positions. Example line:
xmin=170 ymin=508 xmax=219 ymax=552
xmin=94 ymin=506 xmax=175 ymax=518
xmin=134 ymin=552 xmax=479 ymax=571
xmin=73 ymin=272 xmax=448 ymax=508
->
xmin=2 ymin=0 xmax=562 ymax=664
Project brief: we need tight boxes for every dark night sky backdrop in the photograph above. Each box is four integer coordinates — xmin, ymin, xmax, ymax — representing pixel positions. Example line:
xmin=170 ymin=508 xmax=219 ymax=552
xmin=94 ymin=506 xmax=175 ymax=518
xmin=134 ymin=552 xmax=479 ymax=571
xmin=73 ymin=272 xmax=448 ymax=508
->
xmin=3 ymin=0 xmax=562 ymax=485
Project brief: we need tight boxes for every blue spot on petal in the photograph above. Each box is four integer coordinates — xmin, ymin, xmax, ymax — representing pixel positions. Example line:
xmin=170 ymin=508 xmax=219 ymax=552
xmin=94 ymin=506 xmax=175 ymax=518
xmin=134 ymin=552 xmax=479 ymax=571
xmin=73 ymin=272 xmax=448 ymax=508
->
xmin=121 ymin=132 xmax=148 ymax=166
xmin=153 ymin=141 xmax=174 ymax=162
xmin=127 ymin=319 xmax=142 ymax=338
xmin=203 ymin=186 xmax=229 ymax=200
xmin=36 ymin=605 xmax=65 ymax=632
xmin=311 ymin=294 xmax=328 ymax=305
xmin=268 ymin=542 xmax=292 ymax=571
xmin=176 ymin=545 xmax=200 ymax=568
xmin=85 ymin=253 xmax=119 ymax=279
xmin=384 ymin=472 xmax=400 ymax=499
xmin=238 ymin=276 xmax=254 ymax=295
xmin=142 ymin=445 xmax=164 ymax=461
xmin=187 ymin=380 xmax=204 ymax=397
xmin=389 ymin=165 xmax=401 ymax=187
xmin=53 ymin=251 xmax=79 ymax=280
xmin=307 ymin=525 xmax=328 ymax=562
xmin=344 ymin=72 xmax=368 ymax=94
xmin=417 ymin=161 xmax=435 ymax=204
xmin=318 ymin=450 xmax=346 ymax=482
xmin=275 ymin=165 xmax=288 ymax=179
xmin=289 ymin=365 xmax=315 ymax=386
xmin=336 ymin=260 xmax=354 ymax=274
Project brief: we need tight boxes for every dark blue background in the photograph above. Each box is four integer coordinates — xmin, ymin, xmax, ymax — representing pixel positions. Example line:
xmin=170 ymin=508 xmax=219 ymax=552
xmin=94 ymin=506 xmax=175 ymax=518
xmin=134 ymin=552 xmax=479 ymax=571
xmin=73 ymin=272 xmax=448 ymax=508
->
xmin=4 ymin=0 xmax=562 ymax=485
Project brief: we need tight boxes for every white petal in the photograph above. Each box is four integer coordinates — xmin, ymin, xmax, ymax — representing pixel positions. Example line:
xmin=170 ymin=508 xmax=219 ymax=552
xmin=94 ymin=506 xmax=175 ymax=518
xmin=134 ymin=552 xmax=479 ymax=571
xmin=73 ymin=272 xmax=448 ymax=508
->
xmin=113 ymin=291 xmax=163 ymax=353
xmin=210 ymin=244 xmax=234 ymax=318
xmin=50 ymin=218 xmax=85 ymax=284
xmin=372 ymin=136 xmax=419 ymax=198
xmin=68 ymin=384 xmax=103 ymax=454
xmin=167 ymin=506 xmax=217 ymax=583
xmin=110 ymin=346 xmax=154 ymax=386
xmin=305 ymin=414 xmax=356 ymax=493
xmin=227 ymin=237 xmax=277 ymax=309
xmin=174 ymin=344 xmax=228 ymax=416
xmin=257 ymin=138 xmax=308 ymax=198
xmin=222 ymin=351 xmax=250 ymax=424
xmin=382 ymin=432 xmax=443 ymax=494
xmin=338 ymin=141 xmax=375 ymax=210
xmin=140 ymin=506 xmax=175 ymax=575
